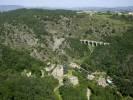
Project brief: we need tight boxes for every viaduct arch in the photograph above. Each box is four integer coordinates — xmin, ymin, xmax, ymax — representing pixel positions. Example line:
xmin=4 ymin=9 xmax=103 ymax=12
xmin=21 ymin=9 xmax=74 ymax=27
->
xmin=80 ymin=40 xmax=110 ymax=47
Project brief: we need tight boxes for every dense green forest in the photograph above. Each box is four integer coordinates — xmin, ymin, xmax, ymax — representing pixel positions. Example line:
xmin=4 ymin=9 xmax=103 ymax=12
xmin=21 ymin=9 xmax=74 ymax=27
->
xmin=0 ymin=9 xmax=133 ymax=100
xmin=0 ymin=45 xmax=58 ymax=100
xmin=81 ymin=28 xmax=133 ymax=96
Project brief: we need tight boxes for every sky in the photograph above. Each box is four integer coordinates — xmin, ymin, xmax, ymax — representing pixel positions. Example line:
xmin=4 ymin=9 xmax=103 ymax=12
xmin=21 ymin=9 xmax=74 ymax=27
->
xmin=0 ymin=0 xmax=133 ymax=8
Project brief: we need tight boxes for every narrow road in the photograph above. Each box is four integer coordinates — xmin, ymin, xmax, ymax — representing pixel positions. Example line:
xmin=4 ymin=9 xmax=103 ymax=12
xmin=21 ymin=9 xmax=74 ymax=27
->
xmin=54 ymin=82 xmax=63 ymax=100
xmin=87 ymin=88 xmax=91 ymax=100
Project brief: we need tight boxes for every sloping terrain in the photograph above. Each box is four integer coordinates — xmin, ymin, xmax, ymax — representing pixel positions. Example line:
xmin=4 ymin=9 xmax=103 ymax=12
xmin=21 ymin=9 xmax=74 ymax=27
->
xmin=0 ymin=9 xmax=133 ymax=100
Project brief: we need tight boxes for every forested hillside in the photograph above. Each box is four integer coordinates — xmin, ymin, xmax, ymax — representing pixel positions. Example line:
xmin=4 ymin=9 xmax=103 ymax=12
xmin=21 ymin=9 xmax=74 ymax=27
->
xmin=0 ymin=9 xmax=133 ymax=100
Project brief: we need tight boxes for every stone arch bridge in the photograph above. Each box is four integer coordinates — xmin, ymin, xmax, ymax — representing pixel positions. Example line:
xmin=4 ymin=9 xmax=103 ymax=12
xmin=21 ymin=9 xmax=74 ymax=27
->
xmin=80 ymin=40 xmax=110 ymax=47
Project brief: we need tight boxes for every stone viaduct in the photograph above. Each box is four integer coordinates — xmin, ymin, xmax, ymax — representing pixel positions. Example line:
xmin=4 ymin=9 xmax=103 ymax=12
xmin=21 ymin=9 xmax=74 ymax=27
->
xmin=80 ymin=40 xmax=110 ymax=47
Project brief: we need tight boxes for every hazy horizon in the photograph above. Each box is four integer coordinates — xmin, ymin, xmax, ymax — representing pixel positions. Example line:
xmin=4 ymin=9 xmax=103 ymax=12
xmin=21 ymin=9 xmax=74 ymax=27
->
xmin=0 ymin=0 xmax=133 ymax=8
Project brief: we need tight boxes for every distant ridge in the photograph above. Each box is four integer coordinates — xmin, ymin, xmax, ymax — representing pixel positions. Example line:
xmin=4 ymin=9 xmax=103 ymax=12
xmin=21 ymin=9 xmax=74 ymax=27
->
xmin=31 ymin=6 xmax=133 ymax=12
xmin=0 ymin=5 xmax=24 ymax=12
xmin=0 ymin=5 xmax=133 ymax=12
xmin=67 ymin=6 xmax=133 ymax=12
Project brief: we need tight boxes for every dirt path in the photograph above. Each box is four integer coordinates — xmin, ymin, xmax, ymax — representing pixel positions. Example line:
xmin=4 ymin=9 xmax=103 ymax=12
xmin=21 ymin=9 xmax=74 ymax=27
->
xmin=87 ymin=88 xmax=91 ymax=100
xmin=54 ymin=82 xmax=63 ymax=100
